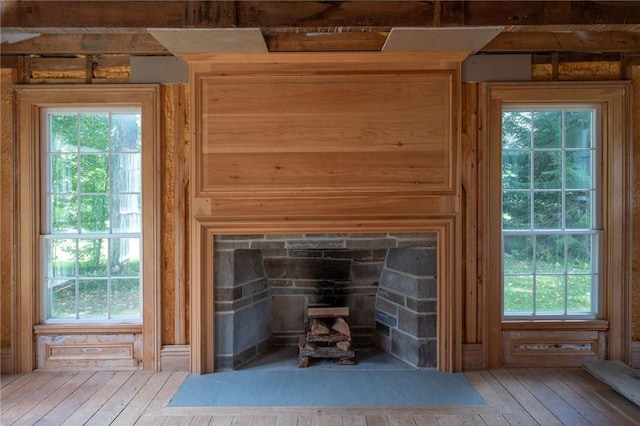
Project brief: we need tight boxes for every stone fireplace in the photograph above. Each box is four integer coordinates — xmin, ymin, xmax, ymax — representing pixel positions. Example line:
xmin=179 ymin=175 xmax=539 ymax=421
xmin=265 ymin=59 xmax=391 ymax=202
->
xmin=213 ymin=233 xmax=437 ymax=370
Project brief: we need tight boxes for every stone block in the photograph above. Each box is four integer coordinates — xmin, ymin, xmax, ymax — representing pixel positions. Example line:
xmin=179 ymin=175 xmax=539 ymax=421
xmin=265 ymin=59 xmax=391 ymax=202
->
xmin=214 ymin=250 xmax=234 ymax=288
xmin=272 ymin=295 xmax=305 ymax=333
xmin=288 ymin=249 xmax=323 ymax=257
xmin=234 ymin=249 xmax=266 ymax=284
xmin=386 ymin=247 xmax=437 ymax=277
xmin=379 ymin=269 xmax=435 ymax=299
xmin=419 ymin=339 xmax=438 ymax=368
xmin=346 ymin=238 xmax=397 ymax=249
xmin=398 ymin=307 xmax=437 ymax=338
xmin=285 ymin=239 xmax=346 ymax=249
xmin=376 ymin=287 xmax=405 ymax=306
xmin=346 ymin=294 xmax=376 ymax=327
xmin=214 ymin=313 xmax=233 ymax=355
xmin=391 ymin=329 xmax=421 ymax=367
xmin=375 ymin=308 xmax=397 ymax=327
xmin=375 ymin=297 xmax=399 ymax=317
xmin=250 ymin=241 xmax=286 ymax=249
xmin=242 ymin=278 xmax=269 ymax=298
xmin=322 ymin=249 xmax=374 ymax=260
xmin=262 ymin=257 xmax=351 ymax=280
xmin=405 ymin=298 xmax=437 ymax=314
xmin=350 ymin=261 xmax=384 ymax=281
xmin=234 ymin=298 xmax=272 ymax=354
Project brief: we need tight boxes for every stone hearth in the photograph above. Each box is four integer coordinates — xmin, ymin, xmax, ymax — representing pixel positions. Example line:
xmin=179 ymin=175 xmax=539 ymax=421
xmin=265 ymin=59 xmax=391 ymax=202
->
xmin=213 ymin=233 xmax=437 ymax=370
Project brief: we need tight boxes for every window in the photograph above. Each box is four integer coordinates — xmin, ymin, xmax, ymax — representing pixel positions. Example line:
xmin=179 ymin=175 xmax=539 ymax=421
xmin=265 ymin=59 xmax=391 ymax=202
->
xmin=501 ymin=107 xmax=600 ymax=319
xmin=42 ymin=109 xmax=142 ymax=322
xmin=484 ymin=82 xmax=631 ymax=368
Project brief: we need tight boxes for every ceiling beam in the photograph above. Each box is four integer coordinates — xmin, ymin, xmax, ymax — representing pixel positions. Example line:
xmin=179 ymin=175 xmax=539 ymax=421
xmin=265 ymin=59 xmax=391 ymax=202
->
xmin=3 ymin=30 xmax=640 ymax=55
xmin=3 ymin=1 xmax=639 ymax=31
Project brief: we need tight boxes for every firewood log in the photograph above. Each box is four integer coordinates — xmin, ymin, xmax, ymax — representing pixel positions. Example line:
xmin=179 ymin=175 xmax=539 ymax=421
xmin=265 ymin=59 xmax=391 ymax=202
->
xmin=331 ymin=317 xmax=351 ymax=337
xmin=310 ymin=318 xmax=331 ymax=335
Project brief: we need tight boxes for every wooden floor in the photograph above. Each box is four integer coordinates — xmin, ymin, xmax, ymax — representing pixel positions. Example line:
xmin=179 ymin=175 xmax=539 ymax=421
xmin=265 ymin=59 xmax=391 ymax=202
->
xmin=2 ymin=368 xmax=639 ymax=425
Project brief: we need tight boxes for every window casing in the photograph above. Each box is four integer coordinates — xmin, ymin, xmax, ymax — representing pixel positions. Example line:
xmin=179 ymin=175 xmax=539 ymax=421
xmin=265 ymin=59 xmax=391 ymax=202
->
xmin=42 ymin=108 xmax=143 ymax=323
xmin=501 ymin=106 xmax=602 ymax=319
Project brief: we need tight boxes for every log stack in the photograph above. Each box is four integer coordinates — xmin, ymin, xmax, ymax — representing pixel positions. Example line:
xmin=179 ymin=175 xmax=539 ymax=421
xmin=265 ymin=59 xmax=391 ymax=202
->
xmin=298 ymin=306 xmax=356 ymax=367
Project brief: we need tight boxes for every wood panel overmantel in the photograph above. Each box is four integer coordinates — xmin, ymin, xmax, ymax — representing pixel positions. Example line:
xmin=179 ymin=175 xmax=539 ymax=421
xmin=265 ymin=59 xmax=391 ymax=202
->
xmin=185 ymin=52 xmax=469 ymax=373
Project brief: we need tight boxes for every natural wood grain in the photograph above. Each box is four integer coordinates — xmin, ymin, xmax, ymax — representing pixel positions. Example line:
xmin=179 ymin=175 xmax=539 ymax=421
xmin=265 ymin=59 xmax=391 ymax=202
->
xmin=0 ymin=367 xmax=621 ymax=426
xmin=197 ymin=70 xmax=453 ymax=195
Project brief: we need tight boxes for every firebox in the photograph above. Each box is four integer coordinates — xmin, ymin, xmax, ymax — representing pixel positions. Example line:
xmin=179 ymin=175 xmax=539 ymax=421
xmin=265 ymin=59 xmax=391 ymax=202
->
xmin=213 ymin=233 xmax=437 ymax=370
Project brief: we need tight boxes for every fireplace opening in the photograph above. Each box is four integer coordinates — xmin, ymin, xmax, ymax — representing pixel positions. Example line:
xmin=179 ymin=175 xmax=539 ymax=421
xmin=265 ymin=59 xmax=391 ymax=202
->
xmin=213 ymin=233 xmax=437 ymax=371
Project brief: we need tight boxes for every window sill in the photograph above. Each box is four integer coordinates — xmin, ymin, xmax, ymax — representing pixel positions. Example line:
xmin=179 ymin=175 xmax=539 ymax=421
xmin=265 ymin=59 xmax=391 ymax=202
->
xmin=502 ymin=319 xmax=609 ymax=331
xmin=34 ymin=323 xmax=143 ymax=335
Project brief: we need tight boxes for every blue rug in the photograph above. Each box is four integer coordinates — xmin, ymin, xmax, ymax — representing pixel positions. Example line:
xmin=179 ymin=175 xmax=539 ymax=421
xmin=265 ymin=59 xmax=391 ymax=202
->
xmin=169 ymin=347 xmax=485 ymax=407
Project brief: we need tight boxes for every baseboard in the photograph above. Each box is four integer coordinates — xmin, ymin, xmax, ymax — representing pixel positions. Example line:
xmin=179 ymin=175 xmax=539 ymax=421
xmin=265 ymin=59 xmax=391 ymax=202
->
xmin=462 ymin=343 xmax=485 ymax=370
xmin=160 ymin=345 xmax=191 ymax=371
xmin=1 ymin=347 xmax=13 ymax=374
xmin=631 ymin=341 xmax=640 ymax=369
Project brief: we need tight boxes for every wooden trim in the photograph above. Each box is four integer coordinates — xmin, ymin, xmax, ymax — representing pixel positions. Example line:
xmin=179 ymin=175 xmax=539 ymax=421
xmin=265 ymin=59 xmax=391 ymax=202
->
xmin=160 ymin=345 xmax=191 ymax=371
xmin=14 ymin=85 xmax=161 ymax=372
xmin=189 ymin=217 xmax=461 ymax=374
xmin=632 ymin=341 xmax=640 ymax=368
xmin=502 ymin=320 xmax=609 ymax=331
xmin=482 ymin=81 xmax=632 ymax=367
xmin=34 ymin=324 xmax=143 ymax=335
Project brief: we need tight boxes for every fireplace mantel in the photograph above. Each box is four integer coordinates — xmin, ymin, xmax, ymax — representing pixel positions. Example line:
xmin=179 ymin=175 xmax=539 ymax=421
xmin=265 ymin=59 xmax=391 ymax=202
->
xmin=184 ymin=52 xmax=468 ymax=373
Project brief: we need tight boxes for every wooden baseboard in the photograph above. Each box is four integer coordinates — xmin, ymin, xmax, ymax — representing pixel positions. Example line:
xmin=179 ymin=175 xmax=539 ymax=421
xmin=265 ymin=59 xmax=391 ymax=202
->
xmin=1 ymin=347 xmax=13 ymax=374
xmin=631 ymin=341 xmax=640 ymax=368
xmin=462 ymin=343 xmax=485 ymax=370
xmin=160 ymin=345 xmax=190 ymax=371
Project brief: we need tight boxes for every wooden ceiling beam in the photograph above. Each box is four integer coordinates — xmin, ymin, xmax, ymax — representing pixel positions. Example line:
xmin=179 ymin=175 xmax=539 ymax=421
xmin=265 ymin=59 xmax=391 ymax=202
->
xmin=2 ymin=1 xmax=639 ymax=30
xmin=2 ymin=30 xmax=640 ymax=55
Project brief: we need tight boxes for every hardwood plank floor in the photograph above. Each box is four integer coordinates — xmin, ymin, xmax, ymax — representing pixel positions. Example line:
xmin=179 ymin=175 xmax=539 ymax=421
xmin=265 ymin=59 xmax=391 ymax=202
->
xmin=1 ymin=368 xmax=639 ymax=425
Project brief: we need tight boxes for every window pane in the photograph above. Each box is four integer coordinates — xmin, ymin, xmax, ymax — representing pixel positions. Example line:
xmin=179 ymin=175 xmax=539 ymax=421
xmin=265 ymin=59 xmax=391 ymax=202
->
xmin=502 ymin=151 xmax=530 ymax=190
xmin=46 ymin=238 xmax=77 ymax=278
xmin=566 ymin=150 xmax=592 ymax=189
xmin=111 ymin=279 xmax=141 ymax=317
xmin=80 ymin=154 xmax=109 ymax=193
xmin=535 ymin=235 xmax=565 ymax=273
xmin=565 ymin=111 xmax=592 ymax=149
xmin=565 ymin=191 xmax=592 ymax=229
xmin=567 ymin=275 xmax=592 ymax=313
xmin=502 ymin=192 xmax=530 ymax=229
xmin=80 ymin=114 xmax=109 ymax=152
xmin=50 ymin=154 xmax=77 ymax=193
xmin=112 ymin=114 xmax=141 ymax=152
xmin=111 ymin=194 xmax=141 ymax=233
xmin=504 ymin=275 xmax=533 ymax=314
xmin=502 ymin=111 xmax=532 ymax=149
xmin=504 ymin=235 xmax=533 ymax=273
xmin=533 ymin=151 xmax=562 ymax=189
xmin=533 ymin=111 xmax=562 ymax=148
xmin=110 ymin=238 xmax=140 ymax=277
xmin=533 ymin=191 xmax=562 ymax=229
xmin=50 ymin=115 xmax=78 ymax=152
xmin=49 ymin=279 xmax=76 ymax=318
xmin=80 ymin=195 xmax=109 ymax=233
xmin=51 ymin=195 xmax=78 ymax=233
xmin=78 ymin=279 xmax=108 ymax=318
xmin=111 ymin=154 xmax=141 ymax=193
xmin=78 ymin=238 xmax=107 ymax=277
xmin=535 ymin=275 xmax=565 ymax=314
xmin=567 ymin=234 xmax=593 ymax=273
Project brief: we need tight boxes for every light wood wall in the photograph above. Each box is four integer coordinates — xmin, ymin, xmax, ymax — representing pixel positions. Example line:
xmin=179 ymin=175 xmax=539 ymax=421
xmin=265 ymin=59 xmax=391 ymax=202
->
xmin=0 ymin=56 xmax=638 ymax=372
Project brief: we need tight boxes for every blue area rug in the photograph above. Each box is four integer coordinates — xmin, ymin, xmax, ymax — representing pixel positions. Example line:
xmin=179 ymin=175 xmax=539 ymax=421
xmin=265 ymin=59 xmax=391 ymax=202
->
xmin=169 ymin=347 xmax=485 ymax=407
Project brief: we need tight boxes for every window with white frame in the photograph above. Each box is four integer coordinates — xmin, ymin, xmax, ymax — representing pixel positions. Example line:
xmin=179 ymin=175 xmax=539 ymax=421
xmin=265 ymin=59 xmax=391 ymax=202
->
xmin=501 ymin=106 xmax=601 ymax=319
xmin=42 ymin=108 xmax=142 ymax=322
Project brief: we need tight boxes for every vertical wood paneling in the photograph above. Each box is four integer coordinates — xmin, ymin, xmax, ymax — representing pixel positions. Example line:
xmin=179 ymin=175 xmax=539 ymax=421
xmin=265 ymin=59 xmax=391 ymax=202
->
xmin=160 ymin=83 xmax=190 ymax=348
xmin=631 ymin=65 xmax=640 ymax=344
xmin=0 ymin=69 xmax=16 ymax=368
